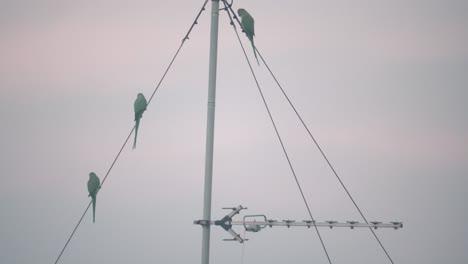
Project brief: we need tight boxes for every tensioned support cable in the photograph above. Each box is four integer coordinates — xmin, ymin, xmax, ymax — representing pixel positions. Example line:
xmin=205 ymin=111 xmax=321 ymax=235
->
xmin=254 ymin=48 xmax=396 ymax=264
xmin=148 ymin=0 xmax=209 ymax=105
xmin=221 ymin=2 xmax=333 ymax=264
xmin=53 ymin=1 xmax=209 ymax=263
xmin=223 ymin=2 xmax=396 ymax=262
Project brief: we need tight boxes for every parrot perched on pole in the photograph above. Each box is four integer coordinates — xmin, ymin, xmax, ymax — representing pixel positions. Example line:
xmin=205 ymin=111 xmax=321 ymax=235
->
xmin=237 ymin=8 xmax=259 ymax=65
xmin=87 ymin=172 xmax=101 ymax=223
xmin=133 ymin=93 xmax=148 ymax=149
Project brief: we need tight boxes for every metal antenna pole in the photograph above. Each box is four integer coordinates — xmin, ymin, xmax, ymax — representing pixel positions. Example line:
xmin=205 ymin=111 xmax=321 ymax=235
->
xmin=201 ymin=1 xmax=220 ymax=264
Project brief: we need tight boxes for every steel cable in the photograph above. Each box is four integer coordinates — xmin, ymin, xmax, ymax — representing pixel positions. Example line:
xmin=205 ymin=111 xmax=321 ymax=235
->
xmin=53 ymin=1 xmax=209 ymax=263
xmin=222 ymin=2 xmax=333 ymax=263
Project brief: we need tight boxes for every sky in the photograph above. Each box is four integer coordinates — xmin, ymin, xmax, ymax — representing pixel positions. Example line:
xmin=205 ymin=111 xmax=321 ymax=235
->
xmin=0 ymin=0 xmax=467 ymax=263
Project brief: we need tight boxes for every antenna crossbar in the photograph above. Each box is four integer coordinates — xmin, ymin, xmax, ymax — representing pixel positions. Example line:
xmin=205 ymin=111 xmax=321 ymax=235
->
xmin=194 ymin=206 xmax=402 ymax=243
xmin=194 ymin=220 xmax=403 ymax=230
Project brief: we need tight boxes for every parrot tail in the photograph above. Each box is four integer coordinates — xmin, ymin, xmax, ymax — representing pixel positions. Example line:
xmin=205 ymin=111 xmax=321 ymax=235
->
xmin=92 ymin=195 xmax=96 ymax=223
xmin=133 ymin=118 xmax=140 ymax=149
xmin=251 ymin=38 xmax=259 ymax=66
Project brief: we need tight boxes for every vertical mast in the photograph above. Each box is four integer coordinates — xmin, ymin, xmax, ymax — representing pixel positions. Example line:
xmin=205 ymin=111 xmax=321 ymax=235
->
xmin=201 ymin=1 xmax=220 ymax=264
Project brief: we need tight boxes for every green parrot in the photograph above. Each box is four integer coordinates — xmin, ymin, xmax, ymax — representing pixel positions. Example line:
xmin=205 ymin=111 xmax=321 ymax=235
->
xmin=133 ymin=93 xmax=148 ymax=149
xmin=237 ymin=8 xmax=259 ymax=65
xmin=87 ymin=172 xmax=100 ymax=223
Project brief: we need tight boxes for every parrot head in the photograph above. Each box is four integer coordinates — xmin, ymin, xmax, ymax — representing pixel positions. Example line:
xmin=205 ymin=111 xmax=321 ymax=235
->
xmin=237 ymin=8 xmax=247 ymax=17
xmin=89 ymin=172 xmax=97 ymax=179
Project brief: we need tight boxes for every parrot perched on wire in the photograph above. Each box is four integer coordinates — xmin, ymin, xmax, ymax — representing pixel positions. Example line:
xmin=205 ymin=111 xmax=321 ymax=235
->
xmin=237 ymin=8 xmax=259 ymax=65
xmin=87 ymin=172 xmax=101 ymax=223
xmin=133 ymin=93 xmax=148 ymax=149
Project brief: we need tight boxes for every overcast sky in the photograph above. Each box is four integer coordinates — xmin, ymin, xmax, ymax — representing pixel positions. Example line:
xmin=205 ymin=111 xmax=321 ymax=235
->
xmin=1 ymin=0 xmax=467 ymax=263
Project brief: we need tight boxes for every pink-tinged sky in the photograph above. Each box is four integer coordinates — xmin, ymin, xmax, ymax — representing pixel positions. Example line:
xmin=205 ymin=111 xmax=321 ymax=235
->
xmin=0 ymin=1 xmax=467 ymax=264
